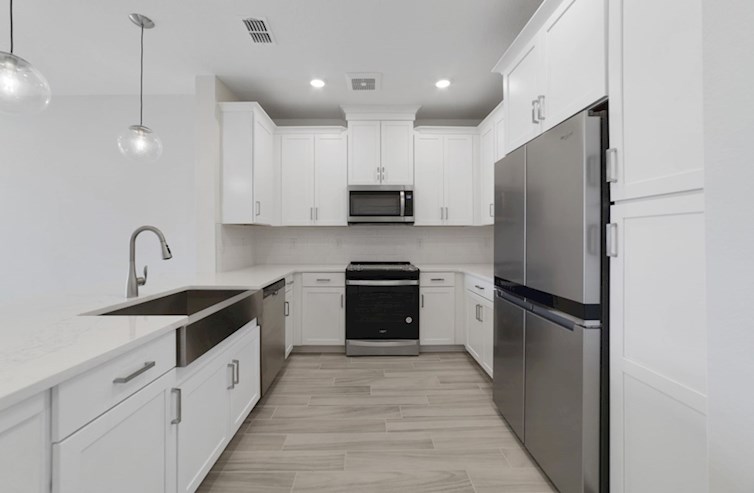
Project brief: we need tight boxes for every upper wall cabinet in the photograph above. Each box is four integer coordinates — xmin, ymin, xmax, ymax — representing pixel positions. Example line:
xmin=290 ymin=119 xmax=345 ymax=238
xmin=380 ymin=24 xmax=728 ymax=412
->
xmin=280 ymin=128 xmax=348 ymax=226
xmin=220 ymin=102 xmax=277 ymax=225
xmin=477 ymin=101 xmax=504 ymax=226
xmin=608 ymin=0 xmax=703 ymax=201
xmin=494 ymin=0 xmax=607 ymax=154
xmin=414 ymin=128 xmax=475 ymax=226
xmin=343 ymin=105 xmax=419 ymax=186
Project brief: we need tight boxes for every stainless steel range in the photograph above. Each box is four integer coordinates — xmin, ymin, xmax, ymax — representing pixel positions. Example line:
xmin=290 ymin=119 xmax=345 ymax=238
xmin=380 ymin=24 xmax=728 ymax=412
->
xmin=345 ymin=261 xmax=420 ymax=356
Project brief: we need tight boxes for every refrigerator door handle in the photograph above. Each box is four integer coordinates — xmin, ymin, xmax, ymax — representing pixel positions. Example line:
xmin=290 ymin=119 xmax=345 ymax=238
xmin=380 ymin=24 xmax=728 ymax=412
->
xmin=495 ymin=288 xmax=533 ymax=311
xmin=606 ymin=223 xmax=619 ymax=257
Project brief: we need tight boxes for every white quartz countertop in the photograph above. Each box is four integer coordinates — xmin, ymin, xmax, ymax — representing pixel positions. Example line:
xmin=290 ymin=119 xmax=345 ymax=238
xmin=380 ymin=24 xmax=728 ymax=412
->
xmin=0 ymin=263 xmax=491 ymax=411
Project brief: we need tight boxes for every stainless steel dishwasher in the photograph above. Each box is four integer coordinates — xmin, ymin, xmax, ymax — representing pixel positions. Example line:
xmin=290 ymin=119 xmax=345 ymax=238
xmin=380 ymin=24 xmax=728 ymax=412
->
xmin=261 ymin=279 xmax=286 ymax=395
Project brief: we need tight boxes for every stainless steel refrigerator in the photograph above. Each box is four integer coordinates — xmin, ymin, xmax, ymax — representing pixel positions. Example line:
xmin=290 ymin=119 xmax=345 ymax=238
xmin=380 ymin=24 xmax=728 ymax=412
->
xmin=493 ymin=108 xmax=608 ymax=493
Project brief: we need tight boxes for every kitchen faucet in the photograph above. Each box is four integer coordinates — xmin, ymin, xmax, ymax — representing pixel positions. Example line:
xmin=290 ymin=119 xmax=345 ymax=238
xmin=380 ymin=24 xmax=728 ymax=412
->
xmin=126 ymin=225 xmax=172 ymax=298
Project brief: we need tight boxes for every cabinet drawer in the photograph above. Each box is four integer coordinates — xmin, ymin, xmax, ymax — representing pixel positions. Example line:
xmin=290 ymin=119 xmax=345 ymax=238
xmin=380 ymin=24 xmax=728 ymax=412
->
xmin=420 ymin=272 xmax=455 ymax=287
xmin=301 ymin=272 xmax=345 ymax=287
xmin=52 ymin=331 xmax=176 ymax=442
xmin=465 ymin=275 xmax=493 ymax=301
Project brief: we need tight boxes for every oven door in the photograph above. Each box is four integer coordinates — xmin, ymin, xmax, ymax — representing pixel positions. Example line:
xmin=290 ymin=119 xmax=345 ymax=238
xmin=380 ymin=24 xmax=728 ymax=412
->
xmin=348 ymin=186 xmax=414 ymax=223
xmin=346 ymin=281 xmax=419 ymax=339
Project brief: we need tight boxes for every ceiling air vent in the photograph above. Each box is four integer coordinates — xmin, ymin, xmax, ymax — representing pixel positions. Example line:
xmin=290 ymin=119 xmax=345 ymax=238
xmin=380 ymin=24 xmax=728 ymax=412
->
xmin=346 ymin=73 xmax=382 ymax=92
xmin=242 ymin=17 xmax=275 ymax=44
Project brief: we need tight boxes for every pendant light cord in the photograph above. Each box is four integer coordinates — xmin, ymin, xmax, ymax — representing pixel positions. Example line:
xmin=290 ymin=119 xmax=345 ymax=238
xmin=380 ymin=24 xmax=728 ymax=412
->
xmin=9 ymin=0 xmax=14 ymax=53
xmin=139 ymin=23 xmax=144 ymax=126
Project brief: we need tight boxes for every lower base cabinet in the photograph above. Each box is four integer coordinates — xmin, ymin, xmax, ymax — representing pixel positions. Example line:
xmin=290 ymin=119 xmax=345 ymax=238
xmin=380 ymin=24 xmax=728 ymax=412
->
xmin=419 ymin=287 xmax=456 ymax=346
xmin=53 ymin=372 xmax=176 ymax=493
xmin=52 ymin=323 xmax=260 ymax=493
xmin=0 ymin=393 xmax=50 ymax=493
xmin=465 ymin=291 xmax=494 ymax=377
xmin=175 ymin=324 xmax=260 ymax=493
xmin=301 ymin=287 xmax=345 ymax=345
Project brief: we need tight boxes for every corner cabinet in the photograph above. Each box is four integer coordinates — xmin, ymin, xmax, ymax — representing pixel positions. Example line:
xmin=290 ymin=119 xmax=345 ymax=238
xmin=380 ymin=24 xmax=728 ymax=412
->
xmin=220 ymin=102 xmax=278 ymax=225
xmin=0 ymin=393 xmax=50 ymax=493
xmin=495 ymin=0 xmax=607 ymax=154
xmin=476 ymin=101 xmax=504 ymax=226
xmin=414 ymin=128 xmax=475 ymax=226
xmin=280 ymin=128 xmax=348 ymax=226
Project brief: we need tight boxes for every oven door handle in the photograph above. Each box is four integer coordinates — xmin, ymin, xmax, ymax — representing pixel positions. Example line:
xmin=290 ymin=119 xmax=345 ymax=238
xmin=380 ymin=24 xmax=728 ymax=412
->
xmin=346 ymin=280 xmax=419 ymax=286
xmin=399 ymin=190 xmax=405 ymax=217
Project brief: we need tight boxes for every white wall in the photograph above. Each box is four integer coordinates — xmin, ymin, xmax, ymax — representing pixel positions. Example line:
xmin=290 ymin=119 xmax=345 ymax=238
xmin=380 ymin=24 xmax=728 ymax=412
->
xmin=244 ymin=225 xmax=492 ymax=265
xmin=703 ymin=1 xmax=754 ymax=491
xmin=0 ymin=95 xmax=196 ymax=301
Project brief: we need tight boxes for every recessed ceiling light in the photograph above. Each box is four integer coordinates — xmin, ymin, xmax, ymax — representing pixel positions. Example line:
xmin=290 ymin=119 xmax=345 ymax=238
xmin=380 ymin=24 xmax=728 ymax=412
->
xmin=310 ymin=79 xmax=325 ymax=88
xmin=435 ymin=79 xmax=451 ymax=89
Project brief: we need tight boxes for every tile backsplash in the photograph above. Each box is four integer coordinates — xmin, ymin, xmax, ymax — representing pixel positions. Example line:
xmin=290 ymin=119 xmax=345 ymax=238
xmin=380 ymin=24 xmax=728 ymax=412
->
xmin=218 ymin=225 xmax=493 ymax=269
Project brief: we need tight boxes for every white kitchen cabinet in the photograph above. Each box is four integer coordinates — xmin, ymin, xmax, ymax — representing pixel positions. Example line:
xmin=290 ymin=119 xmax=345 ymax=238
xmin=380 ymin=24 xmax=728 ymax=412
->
xmin=465 ymin=291 xmax=493 ymax=378
xmin=478 ymin=122 xmax=496 ymax=225
xmin=53 ymin=372 xmax=176 ymax=493
xmin=314 ymin=133 xmax=349 ymax=225
xmin=541 ymin=0 xmax=607 ymax=132
xmin=285 ymin=279 xmax=294 ymax=358
xmin=380 ymin=121 xmax=414 ymax=185
xmin=495 ymin=0 xmax=607 ymax=153
xmin=609 ymin=192 xmax=707 ymax=493
xmin=280 ymin=134 xmax=315 ymax=226
xmin=414 ymin=130 xmax=474 ymax=226
xmin=301 ymin=287 xmax=345 ymax=345
xmin=608 ymin=0 xmax=703 ymax=201
xmin=348 ymin=120 xmax=414 ymax=185
xmin=419 ymin=287 xmax=456 ymax=346
xmin=280 ymin=129 xmax=348 ymax=226
xmin=175 ymin=325 xmax=260 ymax=493
xmin=220 ymin=102 xmax=277 ymax=225
xmin=348 ymin=121 xmax=382 ymax=185
xmin=502 ymin=37 xmax=544 ymax=153
xmin=0 ymin=393 xmax=49 ymax=493
xmin=493 ymin=107 xmax=506 ymax=163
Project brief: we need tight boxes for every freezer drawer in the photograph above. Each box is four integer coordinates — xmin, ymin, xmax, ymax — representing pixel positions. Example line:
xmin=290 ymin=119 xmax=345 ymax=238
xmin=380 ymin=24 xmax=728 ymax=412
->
xmin=493 ymin=291 xmax=526 ymax=440
xmin=494 ymin=146 xmax=526 ymax=285
xmin=525 ymin=111 xmax=602 ymax=305
xmin=524 ymin=311 xmax=600 ymax=493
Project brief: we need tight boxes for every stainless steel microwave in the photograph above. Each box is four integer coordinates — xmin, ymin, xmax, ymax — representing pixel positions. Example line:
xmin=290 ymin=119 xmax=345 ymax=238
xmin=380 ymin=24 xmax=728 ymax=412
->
xmin=348 ymin=185 xmax=414 ymax=224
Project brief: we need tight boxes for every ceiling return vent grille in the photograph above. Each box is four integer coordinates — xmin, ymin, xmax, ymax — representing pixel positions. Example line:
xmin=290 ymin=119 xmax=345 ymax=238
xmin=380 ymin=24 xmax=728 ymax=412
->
xmin=242 ymin=17 xmax=275 ymax=44
xmin=346 ymin=73 xmax=382 ymax=92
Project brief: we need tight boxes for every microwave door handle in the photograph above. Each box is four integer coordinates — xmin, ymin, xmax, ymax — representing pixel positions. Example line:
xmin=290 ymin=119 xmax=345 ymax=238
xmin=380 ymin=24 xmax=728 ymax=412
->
xmin=399 ymin=190 xmax=405 ymax=217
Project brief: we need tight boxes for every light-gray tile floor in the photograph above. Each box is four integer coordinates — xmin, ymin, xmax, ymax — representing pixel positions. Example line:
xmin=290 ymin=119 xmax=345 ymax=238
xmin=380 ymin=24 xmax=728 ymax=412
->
xmin=198 ymin=352 xmax=556 ymax=493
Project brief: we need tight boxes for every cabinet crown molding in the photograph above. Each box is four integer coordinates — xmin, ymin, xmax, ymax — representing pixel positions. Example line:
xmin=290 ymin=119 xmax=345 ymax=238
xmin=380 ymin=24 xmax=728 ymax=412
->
xmin=341 ymin=105 xmax=421 ymax=122
xmin=414 ymin=126 xmax=479 ymax=135
xmin=276 ymin=126 xmax=347 ymax=135
xmin=492 ymin=0 xmax=563 ymax=74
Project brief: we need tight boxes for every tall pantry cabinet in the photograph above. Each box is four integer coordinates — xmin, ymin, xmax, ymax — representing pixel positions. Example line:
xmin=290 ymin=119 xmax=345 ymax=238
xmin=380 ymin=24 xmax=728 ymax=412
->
xmin=607 ymin=0 xmax=707 ymax=491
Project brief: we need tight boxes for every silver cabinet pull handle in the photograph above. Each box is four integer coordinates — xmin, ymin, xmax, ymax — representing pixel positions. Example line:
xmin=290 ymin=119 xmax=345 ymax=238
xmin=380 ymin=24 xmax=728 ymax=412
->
xmin=315 ymin=207 xmax=319 ymax=221
xmin=310 ymin=207 xmax=313 ymax=220
xmin=475 ymin=304 xmax=480 ymax=321
xmin=421 ymin=294 xmax=425 ymax=308
xmin=606 ymin=148 xmax=618 ymax=183
xmin=537 ymin=95 xmax=546 ymax=121
xmin=316 ymin=278 xmax=331 ymax=282
xmin=284 ymin=301 xmax=290 ymax=317
xmin=382 ymin=167 xmax=387 ymax=182
xmin=171 ymin=388 xmax=182 ymax=425
xmin=430 ymin=278 xmax=445 ymax=282
xmin=531 ymin=100 xmax=539 ymax=124
xmin=445 ymin=207 xmax=449 ymax=220
xmin=255 ymin=201 xmax=261 ymax=216
xmin=227 ymin=363 xmax=236 ymax=389
xmin=489 ymin=203 xmax=494 ymax=217
xmin=341 ymin=293 xmax=344 ymax=308
xmin=475 ymin=285 xmax=485 ymax=290
xmin=233 ymin=359 xmax=240 ymax=385
xmin=376 ymin=167 xmax=380 ymax=182
xmin=113 ymin=361 xmax=155 ymax=384
xmin=440 ymin=207 xmax=444 ymax=220
xmin=606 ymin=223 xmax=619 ymax=257
xmin=479 ymin=305 xmax=484 ymax=323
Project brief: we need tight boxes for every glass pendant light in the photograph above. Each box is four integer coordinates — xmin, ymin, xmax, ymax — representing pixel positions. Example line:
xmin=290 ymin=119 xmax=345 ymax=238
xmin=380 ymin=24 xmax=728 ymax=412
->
xmin=118 ymin=13 xmax=162 ymax=162
xmin=0 ymin=0 xmax=52 ymax=115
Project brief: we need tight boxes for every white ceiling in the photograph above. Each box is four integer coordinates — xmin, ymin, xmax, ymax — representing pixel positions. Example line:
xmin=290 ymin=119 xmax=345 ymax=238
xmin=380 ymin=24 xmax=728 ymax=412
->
xmin=2 ymin=0 xmax=543 ymax=120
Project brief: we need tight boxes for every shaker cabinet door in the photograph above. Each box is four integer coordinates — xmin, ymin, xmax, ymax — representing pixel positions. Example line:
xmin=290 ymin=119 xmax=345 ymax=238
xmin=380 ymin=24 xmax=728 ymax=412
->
xmin=281 ymin=135 xmax=315 ymax=226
